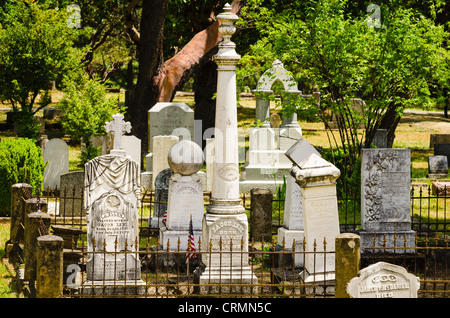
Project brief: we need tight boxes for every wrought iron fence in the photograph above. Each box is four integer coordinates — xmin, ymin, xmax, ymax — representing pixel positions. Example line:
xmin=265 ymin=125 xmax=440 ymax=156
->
xmin=62 ymin=236 xmax=335 ymax=298
xmin=362 ymin=234 xmax=449 ymax=298
xmin=14 ymin=182 xmax=449 ymax=298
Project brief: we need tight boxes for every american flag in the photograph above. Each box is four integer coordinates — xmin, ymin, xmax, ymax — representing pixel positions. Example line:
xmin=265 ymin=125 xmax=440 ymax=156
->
xmin=186 ymin=215 xmax=197 ymax=263
xmin=161 ymin=210 xmax=167 ymax=227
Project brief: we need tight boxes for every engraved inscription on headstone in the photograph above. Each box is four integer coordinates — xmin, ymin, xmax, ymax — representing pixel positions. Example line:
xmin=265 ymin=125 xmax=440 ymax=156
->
xmin=203 ymin=216 xmax=248 ymax=267
xmin=361 ymin=149 xmax=411 ymax=230
xmin=347 ymin=262 xmax=420 ymax=298
xmin=360 ymin=148 xmax=416 ymax=253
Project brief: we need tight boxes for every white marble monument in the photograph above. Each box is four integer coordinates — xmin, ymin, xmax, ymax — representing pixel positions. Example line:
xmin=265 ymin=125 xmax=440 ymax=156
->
xmin=159 ymin=140 xmax=205 ymax=251
xmin=82 ymin=114 xmax=144 ymax=294
xmin=239 ymin=60 xmax=304 ymax=193
xmin=198 ymin=4 xmax=258 ymax=294
xmin=288 ymin=144 xmax=341 ymax=292
xmin=43 ymin=138 xmax=69 ymax=191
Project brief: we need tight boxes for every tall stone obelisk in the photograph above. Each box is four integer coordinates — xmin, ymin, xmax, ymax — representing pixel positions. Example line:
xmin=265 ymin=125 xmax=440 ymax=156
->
xmin=199 ymin=3 xmax=257 ymax=294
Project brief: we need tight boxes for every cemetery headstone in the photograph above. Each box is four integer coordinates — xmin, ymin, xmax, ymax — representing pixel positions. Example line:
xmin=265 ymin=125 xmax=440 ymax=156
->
xmin=82 ymin=115 xmax=144 ymax=294
xmin=240 ymin=59 xmax=303 ymax=193
xmin=146 ymin=102 xmax=195 ymax=172
xmin=347 ymin=262 xmax=420 ymax=298
xmin=43 ymin=138 xmax=69 ymax=191
xmin=359 ymin=148 xmax=416 ymax=254
xmin=277 ymin=138 xmax=321 ymax=269
xmin=277 ymin=174 xmax=304 ymax=268
xmin=104 ymin=113 xmax=131 ymax=157
xmin=160 ymin=140 xmax=204 ymax=251
xmin=253 ymin=59 xmax=301 ymax=127
xmin=149 ymin=168 xmax=173 ymax=227
xmin=427 ymin=155 xmax=448 ymax=179
xmin=150 ymin=135 xmax=180 ymax=190
xmin=122 ymin=135 xmax=141 ymax=168
xmin=434 ymin=143 xmax=450 ymax=163
xmin=430 ymin=134 xmax=450 ymax=148
xmin=372 ymin=129 xmax=388 ymax=148
xmin=289 ymin=151 xmax=341 ymax=293
xmin=59 ymin=171 xmax=85 ymax=218
xmin=250 ymin=188 xmax=272 ymax=242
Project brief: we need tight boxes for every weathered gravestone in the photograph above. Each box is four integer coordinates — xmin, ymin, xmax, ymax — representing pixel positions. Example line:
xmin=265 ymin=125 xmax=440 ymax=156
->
xmin=430 ymin=134 xmax=450 ymax=148
xmin=432 ymin=181 xmax=450 ymax=196
xmin=59 ymin=171 xmax=85 ymax=218
xmin=159 ymin=140 xmax=204 ymax=251
xmin=359 ymin=149 xmax=416 ymax=254
xmin=145 ymin=102 xmax=194 ymax=172
xmin=347 ymin=262 xmax=420 ymax=298
xmin=43 ymin=138 xmax=69 ymax=191
xmin=372 ymin=129 xmax=388 ymax=148
xmin=152 ymin=135 xmax=179 ymax=187
xmin=250 ymin=188 xmax=272 ymax=242
xmin=434 ymin=144 xmax=450 ymax=164
xmin=82 ymin=115 xmax=144 ymax=294
xmin=149 ymin=168 xmax=173 ymax=227
xmin=427 ymin=155 xmax=448 ymax=179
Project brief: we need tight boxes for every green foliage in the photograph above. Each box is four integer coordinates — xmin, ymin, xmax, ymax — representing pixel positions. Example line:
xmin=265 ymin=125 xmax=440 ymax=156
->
xmin=321 ymin=146 xmax=361 ymax=200
xmin=58 ymin=76 xmax=124 ymax=165
xmin=0 ymin=0 xmax=81 ymax=139
xmin=0 ymin=138 xmax=45 ymax=217
xmin=238 ymin=0 xmax=449 ymax=187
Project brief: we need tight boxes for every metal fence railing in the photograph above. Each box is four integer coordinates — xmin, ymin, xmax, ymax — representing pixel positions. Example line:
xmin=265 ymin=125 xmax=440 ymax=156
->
xmin=10 ymin=182 xmax=450 ymax=298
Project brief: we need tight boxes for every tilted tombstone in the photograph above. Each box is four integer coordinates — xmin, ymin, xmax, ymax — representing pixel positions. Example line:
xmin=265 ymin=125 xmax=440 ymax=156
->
xmin=278 ymin=138 xmax=321 ymax=268
xmin=289 ymin=151 xmax=341 ymax=293
xmin=43 ymin=138 xmax=69 ymax=191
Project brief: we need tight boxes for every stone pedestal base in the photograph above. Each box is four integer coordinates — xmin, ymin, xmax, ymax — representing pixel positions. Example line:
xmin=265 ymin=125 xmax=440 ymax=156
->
xmin=277 ymin=227 xmax=304 ymax=268
xmin=81 ymin=280 xmax=146 ymax=296
xmin=359 ymin=230 xmax=416 ymax=254
xmin=198 ymin=266 xmax=258 ymax=295
xmin=427 ymin=173 xmax=448 ymax=179
xmin=299 ymin=269 xmax=335 ymax=297
xmin=159 ymin=228 xmax=201 ymax=251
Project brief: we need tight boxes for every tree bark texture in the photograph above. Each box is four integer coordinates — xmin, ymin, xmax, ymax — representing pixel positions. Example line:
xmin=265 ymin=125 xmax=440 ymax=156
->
xmin=129 ymin=0 xmax=244 ymax=163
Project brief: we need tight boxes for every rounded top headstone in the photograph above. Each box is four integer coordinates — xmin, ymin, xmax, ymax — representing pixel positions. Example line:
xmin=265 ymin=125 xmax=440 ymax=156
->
xmin=168 ymin=140 xmax=204 ymax=176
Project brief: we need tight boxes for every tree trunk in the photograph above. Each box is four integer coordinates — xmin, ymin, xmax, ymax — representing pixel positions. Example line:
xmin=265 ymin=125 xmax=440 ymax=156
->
xmin=378 ymin=103 xmax=401 ymax=148
xmin=131 ymin=0 xmax=168 ymax=160
xmin=193 ymin=56 xmax=218 ymax=149
xmin=130 ymin=0 xmax=244 ymax=164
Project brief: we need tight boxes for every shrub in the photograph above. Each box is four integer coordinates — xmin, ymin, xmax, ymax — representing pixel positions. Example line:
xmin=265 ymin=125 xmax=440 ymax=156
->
xmin=0 ymin=138 xmax=45 ymax=216
xmin=59 ymin=77 xmax=124 ymax=165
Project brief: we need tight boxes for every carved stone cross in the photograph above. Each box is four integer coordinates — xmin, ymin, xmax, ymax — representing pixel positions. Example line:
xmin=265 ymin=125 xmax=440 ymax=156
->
xmin=104 ymin=113 xmax=131 ymax=151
